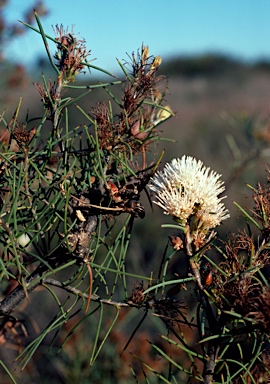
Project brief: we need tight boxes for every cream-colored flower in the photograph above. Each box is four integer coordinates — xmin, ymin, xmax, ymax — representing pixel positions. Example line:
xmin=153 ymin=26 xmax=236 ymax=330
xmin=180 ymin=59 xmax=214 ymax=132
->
xmin=149 ymin=156 xmax=229 ymax=231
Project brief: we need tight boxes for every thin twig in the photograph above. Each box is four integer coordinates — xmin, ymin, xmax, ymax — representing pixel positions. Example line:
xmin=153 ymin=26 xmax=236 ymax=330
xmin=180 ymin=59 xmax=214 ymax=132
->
xmin=42 ymin=277 xmax=132 ymax=308
xmin=203 ymin=344 xmax=220 ymax=384
xmin=70 ymin=194 xmax=124 ymax=212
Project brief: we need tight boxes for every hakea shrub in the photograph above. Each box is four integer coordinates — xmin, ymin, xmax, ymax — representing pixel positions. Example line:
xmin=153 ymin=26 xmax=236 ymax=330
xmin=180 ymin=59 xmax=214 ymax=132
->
xmin=0 ymin=11 xmax=269 ymax=384
xmin=149 ymin=156 xmax=270 ymax=382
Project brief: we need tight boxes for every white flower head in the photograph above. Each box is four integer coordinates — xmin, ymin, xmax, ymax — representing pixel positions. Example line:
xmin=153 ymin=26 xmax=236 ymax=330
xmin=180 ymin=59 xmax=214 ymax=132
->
xmin=149 ymin=156 xmax=230 ymax=231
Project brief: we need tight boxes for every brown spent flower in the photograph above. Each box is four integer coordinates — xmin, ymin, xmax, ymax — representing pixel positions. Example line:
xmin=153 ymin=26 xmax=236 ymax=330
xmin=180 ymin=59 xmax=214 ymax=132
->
xmin=91 ymin=46 xmax=172 ymax=160
xmin=221 ymin=231 xmax=270 ymax=276
xmin=91 ymin=102 xmax=115 ymax=151
xmin=12 ymin=125 xmax=36 ymax=151
xmin=154 ymin=297 xmax=186 ymax=328
xmin=252 ymin=178 xmax=270 ymax=236
xmin=54 ymin=25 xmax=91 ymax=82
xmin=128 ymin=282 xmax=145 ymax=305
xmin=122 ymin=45 xmax=165 ymax=116
xmin=214 ymin=234 xmax=270 ymax=330
xmin=246 ymin=287 xmax=270 ymax=331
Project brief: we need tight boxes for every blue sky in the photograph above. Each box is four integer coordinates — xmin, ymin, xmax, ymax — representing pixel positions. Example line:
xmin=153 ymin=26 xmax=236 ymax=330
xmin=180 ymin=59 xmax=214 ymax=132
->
xmin=4 ymin=0 xmax=270 ymax=73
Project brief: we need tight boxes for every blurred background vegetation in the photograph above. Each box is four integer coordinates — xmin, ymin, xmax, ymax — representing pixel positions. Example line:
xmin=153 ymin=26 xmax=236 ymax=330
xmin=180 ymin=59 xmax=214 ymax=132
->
xmin=1 ymin=1 xmax=270 ymax=383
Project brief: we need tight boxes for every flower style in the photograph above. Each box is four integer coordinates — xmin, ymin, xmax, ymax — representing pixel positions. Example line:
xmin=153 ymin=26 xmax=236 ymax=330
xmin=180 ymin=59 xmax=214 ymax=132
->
xmin=149 ymin=156 xmax=229 ymax=232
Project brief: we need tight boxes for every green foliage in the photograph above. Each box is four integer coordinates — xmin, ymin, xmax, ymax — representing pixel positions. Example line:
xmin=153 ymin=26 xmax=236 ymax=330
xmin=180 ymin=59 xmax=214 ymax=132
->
xmin=0 ymin=11 xmax=269 ymax=384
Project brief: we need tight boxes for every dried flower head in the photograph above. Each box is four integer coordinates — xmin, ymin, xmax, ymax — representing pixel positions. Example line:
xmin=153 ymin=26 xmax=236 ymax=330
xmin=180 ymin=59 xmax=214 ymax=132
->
xmin=215 ymin=273 xmax=270 ymax=332
xmin=128 ymin=282 xmax=145 ymax=306
xmin=154 ymin=297 xmax=186 ymax=328
xmin=219 ymin=231 xmax=270 ymax=279
xmin=12 ymin=125 xmax=36 ymax=151
xmin=54 ymin=25 xmax=91 ymax=82
xmin=252 ymin=177 xmax=270 ymax=236
xmin=122 ymin=45 xmax=165 ymax=116
xmin=247 ymin=287 xmax=270 ymax=331
xmin=149 ymin=156 xmax=229 ymax=232
xmin=91 ymin=102 xmax=115 ymax=150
